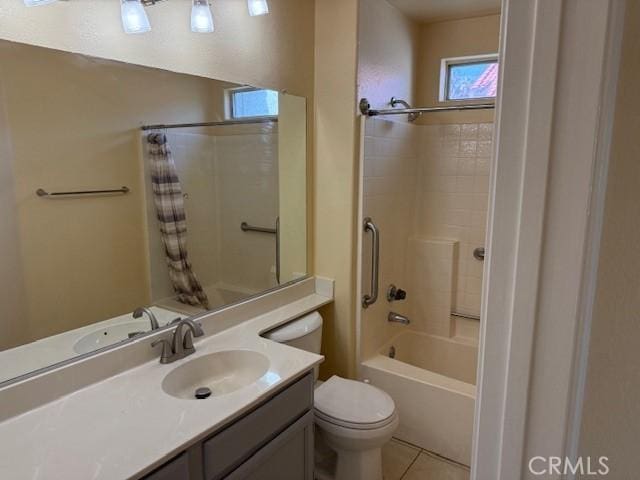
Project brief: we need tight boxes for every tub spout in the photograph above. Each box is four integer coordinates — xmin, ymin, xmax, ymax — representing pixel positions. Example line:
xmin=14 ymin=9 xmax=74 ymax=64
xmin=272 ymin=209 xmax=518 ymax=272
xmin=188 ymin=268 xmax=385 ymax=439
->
xmin=388 ymin=312 xmax=410 ymax=325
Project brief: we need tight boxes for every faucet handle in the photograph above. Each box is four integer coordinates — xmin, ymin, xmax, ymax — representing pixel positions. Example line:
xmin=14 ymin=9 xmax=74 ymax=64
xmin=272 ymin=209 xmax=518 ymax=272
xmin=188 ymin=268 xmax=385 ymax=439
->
xmin=191 ymin=320 xmax=204 ymax=337
xmin=151 ymin=339 xmax=173 ymax=364
xmin=387 ymin=285 xmax=407 ymax=302
xmin=182 ymin=321 xmax=204 ymax=353
xmin=183 ymin=330 xmax=196 ymax=354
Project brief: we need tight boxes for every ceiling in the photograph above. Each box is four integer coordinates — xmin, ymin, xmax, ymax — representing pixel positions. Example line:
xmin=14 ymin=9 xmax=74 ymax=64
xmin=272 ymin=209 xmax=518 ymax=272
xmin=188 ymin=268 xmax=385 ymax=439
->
xmin=386 ymin=0 xmax=501 ymax=23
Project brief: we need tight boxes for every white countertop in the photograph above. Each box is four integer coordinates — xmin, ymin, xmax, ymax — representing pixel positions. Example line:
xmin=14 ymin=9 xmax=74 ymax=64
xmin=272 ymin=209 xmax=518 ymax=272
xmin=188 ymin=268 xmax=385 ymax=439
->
xmin=0 ymin=293 xmax=328 ymax=480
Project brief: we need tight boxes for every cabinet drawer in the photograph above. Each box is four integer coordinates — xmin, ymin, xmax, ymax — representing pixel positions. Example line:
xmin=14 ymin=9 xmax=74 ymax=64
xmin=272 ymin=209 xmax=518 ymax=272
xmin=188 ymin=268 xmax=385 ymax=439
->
xmin=142 ymin=453 xmax=189 ymax=480
xmin=203 ymin=373 xmax=313 ymax=480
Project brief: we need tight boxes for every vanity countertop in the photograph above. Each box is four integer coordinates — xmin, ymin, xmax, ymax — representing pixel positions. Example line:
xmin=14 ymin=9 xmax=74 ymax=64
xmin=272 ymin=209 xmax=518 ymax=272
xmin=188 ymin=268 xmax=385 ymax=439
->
xmin=0 ymin=293 xmax=329 ymax=480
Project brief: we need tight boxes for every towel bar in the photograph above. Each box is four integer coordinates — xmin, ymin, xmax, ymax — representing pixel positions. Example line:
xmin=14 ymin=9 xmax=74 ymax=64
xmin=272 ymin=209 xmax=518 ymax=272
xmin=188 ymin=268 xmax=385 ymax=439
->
xmin=36 ymin=187 xmax=130 ymax=198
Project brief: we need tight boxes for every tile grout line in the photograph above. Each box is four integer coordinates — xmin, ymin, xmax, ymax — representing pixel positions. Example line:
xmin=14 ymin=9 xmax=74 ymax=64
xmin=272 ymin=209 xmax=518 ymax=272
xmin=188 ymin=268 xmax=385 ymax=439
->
xmin=398 ymin=449 xmax=421 ymax=480
xmin=419 ymin=448 xmax=471 ymax=471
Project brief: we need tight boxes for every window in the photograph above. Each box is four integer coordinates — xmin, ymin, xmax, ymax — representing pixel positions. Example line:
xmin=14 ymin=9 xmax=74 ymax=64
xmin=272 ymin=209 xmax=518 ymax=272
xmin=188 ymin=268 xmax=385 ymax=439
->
xmin=228 ymin=87 xmax=279 ymax=119
xmin=439 ymin=54 xmax=499 ymax=102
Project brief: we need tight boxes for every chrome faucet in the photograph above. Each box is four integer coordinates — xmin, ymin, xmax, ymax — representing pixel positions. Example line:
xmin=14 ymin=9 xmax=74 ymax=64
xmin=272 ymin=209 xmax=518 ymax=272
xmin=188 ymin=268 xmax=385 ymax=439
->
xmin=151 ymin=319 xmax=204 ymax=364
xmin=388 ymin=312 xmax=410 ymax=325
xmin=133 ymin=307 xmax=160 ymax=331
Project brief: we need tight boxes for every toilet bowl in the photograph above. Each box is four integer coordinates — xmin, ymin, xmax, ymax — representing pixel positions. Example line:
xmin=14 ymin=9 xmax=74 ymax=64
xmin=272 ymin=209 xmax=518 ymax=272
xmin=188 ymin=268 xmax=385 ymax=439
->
xmin=314 ymin=376 xmax=399 ymax=480
xmin=263 ymin=313 xmax=398 ymax=480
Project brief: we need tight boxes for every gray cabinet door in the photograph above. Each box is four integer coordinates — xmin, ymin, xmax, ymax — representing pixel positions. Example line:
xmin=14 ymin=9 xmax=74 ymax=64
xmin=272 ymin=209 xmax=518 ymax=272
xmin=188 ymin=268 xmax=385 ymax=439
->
xmin=143 ymin=453 xmax=190 ymax=480
xmin=224 ymin=411 xmax=314 ymax=480
xmin=203 ymin=373 xmax=313 ymax=480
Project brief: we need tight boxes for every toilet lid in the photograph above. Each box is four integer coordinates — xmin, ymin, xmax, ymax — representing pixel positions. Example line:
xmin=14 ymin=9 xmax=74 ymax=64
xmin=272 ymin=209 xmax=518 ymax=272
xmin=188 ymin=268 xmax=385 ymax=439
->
xmin=314 ymin=376 xmax=396 ymax=427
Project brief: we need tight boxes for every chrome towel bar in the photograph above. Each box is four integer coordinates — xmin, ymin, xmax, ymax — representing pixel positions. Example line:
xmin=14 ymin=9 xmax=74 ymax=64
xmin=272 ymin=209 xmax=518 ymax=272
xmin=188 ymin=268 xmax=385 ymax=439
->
xmin=36 ymin=186 xmax=130 ymax=198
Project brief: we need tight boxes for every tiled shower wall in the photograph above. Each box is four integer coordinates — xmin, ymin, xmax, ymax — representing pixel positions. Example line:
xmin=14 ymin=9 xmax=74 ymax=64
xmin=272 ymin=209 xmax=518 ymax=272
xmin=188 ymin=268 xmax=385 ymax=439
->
xmin=216 ymin=127 xmax=279 ymax=293
xmin=416 ymin=123 xmax=492 ymax=318
xmin=361 ymin=119 xmax=418 ymax=359
xmin=361 ymin=119 xmax=492 ymax=355
xmin=144 ymin=126 xmax=278 ymax=306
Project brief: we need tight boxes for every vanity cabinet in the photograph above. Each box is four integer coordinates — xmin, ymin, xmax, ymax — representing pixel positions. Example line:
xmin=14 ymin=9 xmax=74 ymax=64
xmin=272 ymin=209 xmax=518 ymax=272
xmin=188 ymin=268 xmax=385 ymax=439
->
xmin=143 ymin=454 xmax=190 ymax=480
xmin=141 ymin=372 xmax=314 ymax=480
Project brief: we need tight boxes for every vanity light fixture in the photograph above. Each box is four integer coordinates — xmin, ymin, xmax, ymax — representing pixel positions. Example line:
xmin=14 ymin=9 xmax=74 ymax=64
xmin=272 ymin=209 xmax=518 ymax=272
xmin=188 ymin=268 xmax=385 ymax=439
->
xmin=23 ymin=0 xmax=57 ymax=6
xmin=191 ymin=0 xmax=214 ymax=33
xmin=121 ymin=0 xmax=151 ymax=35
xmin=247 ymin=0 xmax=269 ymax=17
xmin=22 ymin=0 xmax=264 ymax=32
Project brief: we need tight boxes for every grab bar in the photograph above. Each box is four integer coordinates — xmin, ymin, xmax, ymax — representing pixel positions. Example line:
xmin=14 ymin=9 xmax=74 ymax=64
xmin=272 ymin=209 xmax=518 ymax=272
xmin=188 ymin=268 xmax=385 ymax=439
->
xmin=240 ymin=222 xmax=277 ymax=234
xmin=362 ymin=217 xmax=380 ymax=308
xmin=240 ymin=219 xmax=280 ymax=285
xmin=451 ymin=311 xmax=481 ymax=321
xmin=36 ymin=186 xmax=130 ymax=198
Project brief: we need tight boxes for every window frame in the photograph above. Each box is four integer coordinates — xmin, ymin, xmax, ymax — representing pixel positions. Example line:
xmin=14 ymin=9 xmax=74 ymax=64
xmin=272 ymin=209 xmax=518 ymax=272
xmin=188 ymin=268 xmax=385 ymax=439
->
xmin=225 ymin=86 xmax=279 ymax=121
xmin=438 ymin=53 xmax=499 ymax=103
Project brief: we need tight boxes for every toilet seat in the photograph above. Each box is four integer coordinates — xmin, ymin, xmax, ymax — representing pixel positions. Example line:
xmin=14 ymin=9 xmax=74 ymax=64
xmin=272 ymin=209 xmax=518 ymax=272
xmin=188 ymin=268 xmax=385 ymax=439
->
xmin=314 ymin=376 xmax=396 ymax=430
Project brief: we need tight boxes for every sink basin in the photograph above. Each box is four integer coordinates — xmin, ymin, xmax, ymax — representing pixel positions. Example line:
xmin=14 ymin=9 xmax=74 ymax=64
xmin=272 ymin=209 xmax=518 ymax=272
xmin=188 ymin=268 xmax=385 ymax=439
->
xmin=74 ymin=321 xmax=149 ymax=354
xmin=161 ymin=350 xmax=270 ymax=400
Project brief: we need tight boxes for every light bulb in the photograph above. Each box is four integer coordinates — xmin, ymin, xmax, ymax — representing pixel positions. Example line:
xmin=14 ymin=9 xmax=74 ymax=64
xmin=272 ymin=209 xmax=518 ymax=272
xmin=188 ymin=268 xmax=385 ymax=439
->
xmin=191 ymin=0 xmax=214 ymax=33
xmin=23 ymin=0 xmax=57 ymax=6
xmin=247 ymin=0 xmax=269 ymax=16
xmin=121 ymin=0 xmax=151 ymax=35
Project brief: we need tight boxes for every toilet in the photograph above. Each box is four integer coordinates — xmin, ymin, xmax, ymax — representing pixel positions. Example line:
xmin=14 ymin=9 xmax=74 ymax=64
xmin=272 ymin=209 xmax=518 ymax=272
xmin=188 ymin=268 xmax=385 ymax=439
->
xmin=264 ymin=312 xmax=398 ymax=480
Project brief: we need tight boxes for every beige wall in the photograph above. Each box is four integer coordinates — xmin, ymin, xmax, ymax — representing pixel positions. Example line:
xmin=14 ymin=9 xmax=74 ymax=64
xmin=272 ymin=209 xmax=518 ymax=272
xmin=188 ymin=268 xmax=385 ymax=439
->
xmin=0 ymin=0 xmax=314 ymax=99
xmin=358 ymin=0 xmax=420 ymax=112
xmin=417 ymin=14 xmax=500 ymax=124
xmin=314 ymin=0 xmax=360 ymax=379
xmin=578 ymin=1 xmax=640 ymax=475
xmin=0 ymin=42 xmax=228 ymax=341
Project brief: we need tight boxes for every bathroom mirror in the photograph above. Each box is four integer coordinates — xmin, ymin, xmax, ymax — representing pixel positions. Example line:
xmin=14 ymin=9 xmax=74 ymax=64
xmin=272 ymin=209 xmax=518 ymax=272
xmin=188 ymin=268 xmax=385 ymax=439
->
xmin=0 ymin=40 xmax=308 ymax=385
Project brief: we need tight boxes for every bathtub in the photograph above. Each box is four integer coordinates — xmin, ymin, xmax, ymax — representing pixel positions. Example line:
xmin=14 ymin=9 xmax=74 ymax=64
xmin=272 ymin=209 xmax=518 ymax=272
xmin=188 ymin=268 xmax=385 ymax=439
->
xmin=360 ymin=331 xmax=477 ymax=466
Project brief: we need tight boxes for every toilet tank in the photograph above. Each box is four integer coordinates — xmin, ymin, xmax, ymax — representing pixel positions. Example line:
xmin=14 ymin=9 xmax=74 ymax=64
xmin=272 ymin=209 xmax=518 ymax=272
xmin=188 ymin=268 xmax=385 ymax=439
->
xmin=263 ymin=312 xmax=323 ymax=354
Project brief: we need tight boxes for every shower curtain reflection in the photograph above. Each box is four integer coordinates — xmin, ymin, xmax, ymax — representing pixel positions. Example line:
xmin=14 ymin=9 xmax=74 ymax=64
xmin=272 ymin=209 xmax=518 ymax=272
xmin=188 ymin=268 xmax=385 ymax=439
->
xmin=147 ymin=132 xmax=210 ymax=310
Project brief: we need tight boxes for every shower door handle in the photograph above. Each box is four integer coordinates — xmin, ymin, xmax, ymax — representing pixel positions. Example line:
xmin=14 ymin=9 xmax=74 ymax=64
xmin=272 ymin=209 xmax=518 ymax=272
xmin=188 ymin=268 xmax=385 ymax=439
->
xmin=362 ymin=217 xmax=379 ymax=308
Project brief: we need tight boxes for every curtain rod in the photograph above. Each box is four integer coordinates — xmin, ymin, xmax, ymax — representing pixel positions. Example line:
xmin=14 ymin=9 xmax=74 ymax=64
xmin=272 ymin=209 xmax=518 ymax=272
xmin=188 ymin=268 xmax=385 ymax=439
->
xmin=359 ymin=98 xmax=494 ymax=120
xmin=140 ymin=117 xmax=278 ymax=131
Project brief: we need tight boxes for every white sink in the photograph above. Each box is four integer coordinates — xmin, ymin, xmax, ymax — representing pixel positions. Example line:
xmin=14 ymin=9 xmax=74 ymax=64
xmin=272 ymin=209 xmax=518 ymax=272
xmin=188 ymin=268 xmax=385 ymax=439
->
xmin=73 ymin=321 xmax=149 ymax=354
xmin=161 ymin=350 xmax=270 ymax=400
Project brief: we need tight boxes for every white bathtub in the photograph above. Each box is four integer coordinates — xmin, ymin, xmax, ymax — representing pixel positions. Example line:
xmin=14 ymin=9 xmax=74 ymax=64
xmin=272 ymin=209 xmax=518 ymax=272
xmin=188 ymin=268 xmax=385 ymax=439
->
xmin=360 ymin=331 xmax=477 ymax=466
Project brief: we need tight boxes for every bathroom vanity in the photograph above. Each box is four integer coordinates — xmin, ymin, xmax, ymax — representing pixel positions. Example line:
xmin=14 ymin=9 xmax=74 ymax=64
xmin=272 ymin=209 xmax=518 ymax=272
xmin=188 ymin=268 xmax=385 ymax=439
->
xmin=144 ymin=373 xmax=314 ymax=480
xmin=0 ymin=278 xmax=332 ymax=480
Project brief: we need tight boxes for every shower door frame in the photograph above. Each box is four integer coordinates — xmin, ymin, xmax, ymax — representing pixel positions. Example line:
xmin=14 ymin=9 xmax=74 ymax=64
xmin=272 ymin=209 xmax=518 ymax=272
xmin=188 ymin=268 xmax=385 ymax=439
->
xmin=472 ymin=0 xmax=626 ymax=479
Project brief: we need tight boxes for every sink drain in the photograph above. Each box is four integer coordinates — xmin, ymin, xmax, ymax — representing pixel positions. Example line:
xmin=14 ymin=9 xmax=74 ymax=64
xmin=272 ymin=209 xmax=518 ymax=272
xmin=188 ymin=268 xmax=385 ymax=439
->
xmin=195 ymin=387 xmax=212 ymax=400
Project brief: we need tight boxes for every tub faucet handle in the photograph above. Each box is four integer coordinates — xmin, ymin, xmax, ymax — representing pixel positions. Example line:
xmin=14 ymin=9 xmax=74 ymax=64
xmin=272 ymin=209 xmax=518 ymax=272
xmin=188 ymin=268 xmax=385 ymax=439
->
xmin=387 ymin=285 xmax=407 ymax=302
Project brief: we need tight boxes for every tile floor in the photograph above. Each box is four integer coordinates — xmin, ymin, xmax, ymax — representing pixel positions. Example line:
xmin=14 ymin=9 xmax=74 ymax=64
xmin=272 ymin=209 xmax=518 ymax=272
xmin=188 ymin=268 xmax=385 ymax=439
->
xmin=382 ymin=438 xmax=470 ymax=480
